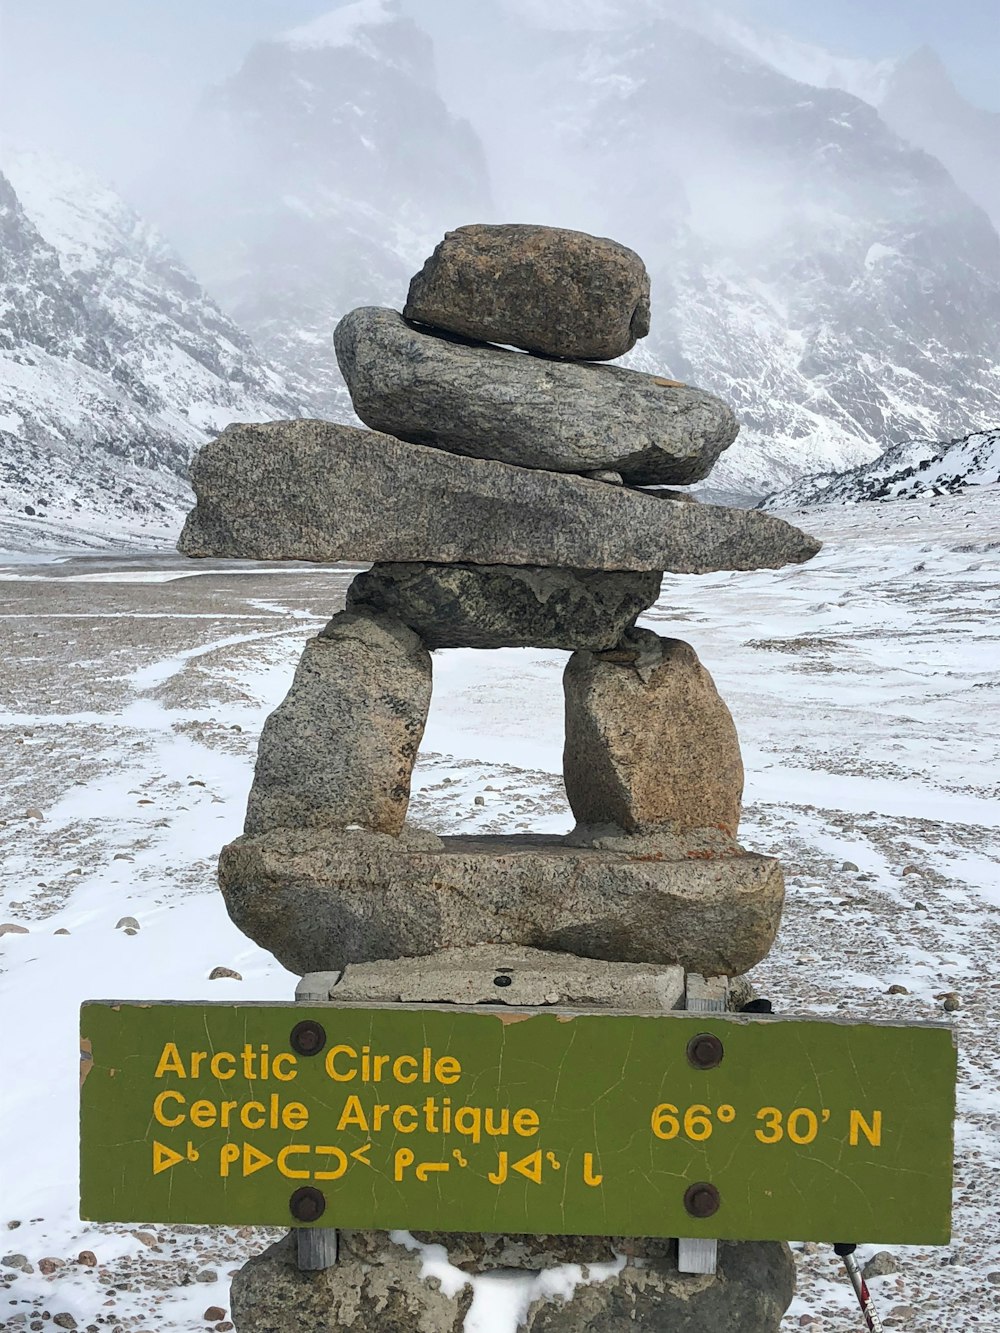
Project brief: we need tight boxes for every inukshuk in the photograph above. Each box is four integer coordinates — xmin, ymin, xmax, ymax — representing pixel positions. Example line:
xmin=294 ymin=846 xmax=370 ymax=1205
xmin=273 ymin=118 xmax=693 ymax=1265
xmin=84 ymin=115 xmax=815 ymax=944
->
xmin=179 ymin=224 xmax=820 ymax=1332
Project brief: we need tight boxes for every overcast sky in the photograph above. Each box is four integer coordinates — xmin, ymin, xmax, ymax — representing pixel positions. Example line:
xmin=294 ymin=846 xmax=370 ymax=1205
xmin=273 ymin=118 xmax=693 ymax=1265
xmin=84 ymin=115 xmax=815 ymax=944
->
xmin=0 ymin=0 xmax=997 ymax=191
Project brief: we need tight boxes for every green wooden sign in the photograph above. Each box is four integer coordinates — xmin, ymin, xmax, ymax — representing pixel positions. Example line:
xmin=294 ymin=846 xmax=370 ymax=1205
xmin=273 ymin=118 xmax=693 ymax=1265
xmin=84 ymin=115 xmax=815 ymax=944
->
xmin=79 ymin=1002 xmax=956 ymax=1243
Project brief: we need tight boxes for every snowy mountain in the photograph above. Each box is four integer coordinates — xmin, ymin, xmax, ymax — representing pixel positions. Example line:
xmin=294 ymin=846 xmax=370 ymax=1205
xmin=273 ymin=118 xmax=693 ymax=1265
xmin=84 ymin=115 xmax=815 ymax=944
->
xmin=6 ymin=1 xmax=1000 ymax=536
xmin=143 ymin=0 xmax=1000 ymax=496
xmin=0 ymin=150 xmax=302 ymax=548
xmin=422 ymin=1 xmax=1000 ymax=495
xmin=878 ymin=49 xmax=1000 ymax=237
xmin=761 ymin=426 xmax=1000 ymax=507
xmin=712 ymin=24 xmax=1000 ymax=237
xmin=149 ymin=0 xmax=491 ymax=418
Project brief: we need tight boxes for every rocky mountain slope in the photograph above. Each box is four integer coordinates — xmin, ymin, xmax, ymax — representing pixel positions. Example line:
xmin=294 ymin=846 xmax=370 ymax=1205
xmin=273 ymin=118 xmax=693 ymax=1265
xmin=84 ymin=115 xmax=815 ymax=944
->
xmin=761 ymin=426 xmax=1000 ymax=507
xmin=710 ymin=22 xmax=1000 ymax=236
xmin=149 ymin=0 xmax=491 ymax=418
xmin=0 ymin=149 xmax=302 ymax=548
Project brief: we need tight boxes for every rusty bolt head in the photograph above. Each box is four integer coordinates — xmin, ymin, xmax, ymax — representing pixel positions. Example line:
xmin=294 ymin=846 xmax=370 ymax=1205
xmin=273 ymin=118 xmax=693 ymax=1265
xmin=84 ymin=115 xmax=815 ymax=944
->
xmin=683 ymin=1182 xmax=721 ymax=1219
xmin=289 ymin=1186 xmax=326 ymax=1223
xmin=290 ymin=1019 xmax=327 ymax=1057
xmin=686 ymin=1032 xmax=724 ymax=1070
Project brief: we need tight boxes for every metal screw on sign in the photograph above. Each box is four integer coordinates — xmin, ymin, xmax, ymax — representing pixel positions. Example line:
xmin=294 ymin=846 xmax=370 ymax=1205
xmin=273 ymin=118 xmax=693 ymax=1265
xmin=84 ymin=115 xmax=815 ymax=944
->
xmin=683 ymin=1182 xmax=721 ymax=1219
xmin=289 ymin=1020 xmax=327 ymax=1056
xmin=834 ymin=1244 xmax=885 ymax=1333
xmin=686 ymin=1032 xmax=724 ymax=1070
xmin=289 ymin=1187 xmax=327 ymax=1224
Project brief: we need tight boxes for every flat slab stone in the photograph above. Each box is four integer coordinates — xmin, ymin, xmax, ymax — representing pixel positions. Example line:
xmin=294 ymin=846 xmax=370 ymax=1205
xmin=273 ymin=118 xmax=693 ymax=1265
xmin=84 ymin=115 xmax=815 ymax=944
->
xmin=230 ymin=1233 xmax=794 ymax=1330
xmin=218 ymin=828 xmax=784 ymax=977
xmin=403 ymin=223 xmax=651 ymax=360
xmin=346 ymin=562 xmax=662 ymax=649
xmin=330 ymin=944 xmax=685 ymax=1010
xmin=334 ymin=307 xmax=737 ymax=486
xmin=178 ymin=420 xmax=822 ymax=574
xmin=244 ymin=610 xmax=431 ymax=837
xmin=564 ymin=632 xmax=744 ymax=835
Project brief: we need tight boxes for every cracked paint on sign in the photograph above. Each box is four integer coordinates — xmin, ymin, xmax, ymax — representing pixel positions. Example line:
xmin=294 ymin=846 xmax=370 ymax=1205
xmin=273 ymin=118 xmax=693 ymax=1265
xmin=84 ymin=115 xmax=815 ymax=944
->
xmin=78 ymin=1001 xmax=956 ymax=1243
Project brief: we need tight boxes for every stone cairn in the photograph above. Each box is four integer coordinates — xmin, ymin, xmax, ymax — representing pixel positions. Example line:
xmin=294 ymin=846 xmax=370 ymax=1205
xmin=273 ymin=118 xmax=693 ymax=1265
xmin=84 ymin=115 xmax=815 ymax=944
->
xmin=180 ymin=224 xmax=821 ymax=1332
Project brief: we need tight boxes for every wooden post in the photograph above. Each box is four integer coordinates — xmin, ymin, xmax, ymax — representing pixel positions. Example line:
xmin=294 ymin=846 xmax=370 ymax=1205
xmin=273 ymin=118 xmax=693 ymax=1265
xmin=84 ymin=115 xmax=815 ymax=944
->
xmin=294 ymin=972 xmax=341 ymax=1271
xmin=677 ymin=973 xmax=729 ymax=1277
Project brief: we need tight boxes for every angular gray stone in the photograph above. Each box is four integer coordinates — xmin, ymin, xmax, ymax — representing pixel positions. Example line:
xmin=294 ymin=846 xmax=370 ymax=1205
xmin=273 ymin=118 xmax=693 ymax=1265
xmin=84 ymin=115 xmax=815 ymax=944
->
xmin=231 ymin=1234 xmax=794 ymax=1331
xmin=218 ymin=827 xmax=784 ymax=977
xmin=331 ymin=944 xmax=685 ymax=1010
xmin=244 ymin=610 xmax=431 ymax=838
xmin=230 ymin=1232 xmax=471 ymax=1333
xmin=564 ymin=632 xmax=744 ymax=836
xmin=403 ymin=223 xmax=651 ymax=360
xmin=334 ymin=307 xmax=738 ymax=486
xmin=523 ymin=1240 xmax=795 ymax=1332
xmin=346 ymin=562 xmax=662 ymax=650
xmin=178 ymin=420 xmax=822 ymax=574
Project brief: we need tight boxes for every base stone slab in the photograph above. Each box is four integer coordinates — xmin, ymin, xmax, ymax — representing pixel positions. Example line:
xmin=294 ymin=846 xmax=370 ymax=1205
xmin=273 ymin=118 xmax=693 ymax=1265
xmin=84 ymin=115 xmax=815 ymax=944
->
xmin=230 ymin=1232 xmax=794 ymax=1332
xmin=330 ymin=944 xmax=685 ymax=1010
xmin=219 ymin=828 xmax=784 ymax=978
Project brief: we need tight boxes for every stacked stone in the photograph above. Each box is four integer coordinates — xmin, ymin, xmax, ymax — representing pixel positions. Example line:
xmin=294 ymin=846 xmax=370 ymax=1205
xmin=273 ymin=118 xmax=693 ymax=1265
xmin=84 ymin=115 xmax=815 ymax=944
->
xmin=180 ymin=224 xmax=818 ymax=1332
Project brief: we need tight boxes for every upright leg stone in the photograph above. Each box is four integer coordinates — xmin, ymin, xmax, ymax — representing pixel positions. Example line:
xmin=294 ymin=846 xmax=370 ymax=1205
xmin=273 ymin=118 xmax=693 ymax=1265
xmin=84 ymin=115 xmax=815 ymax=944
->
xmin=244 ymin=609 xmax=432 ymax=837
xmin=564 ymin=630 xmax=743 ymax=835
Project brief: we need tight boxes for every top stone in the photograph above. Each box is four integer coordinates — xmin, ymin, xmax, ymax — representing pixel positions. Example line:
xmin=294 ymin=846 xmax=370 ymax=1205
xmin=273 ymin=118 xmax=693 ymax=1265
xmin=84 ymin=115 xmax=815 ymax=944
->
xmin=403 ymin=223 xmax=651 ymax=361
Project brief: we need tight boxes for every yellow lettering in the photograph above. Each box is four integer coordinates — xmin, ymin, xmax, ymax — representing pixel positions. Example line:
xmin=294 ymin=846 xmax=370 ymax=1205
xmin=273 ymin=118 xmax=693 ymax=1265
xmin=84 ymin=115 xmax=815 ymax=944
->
xmin=241 ymin=1101 xmax=266 ymax=1130
xmin=277 ymin=1145 xmax=310 ymax=1179
xmin=337 ymin=1095 xmax=369 ymax=1132
xmin=219 ymin=1143 xmax=240 ymax=1177
xmin=152 ymin=1089 xmax=185 ymax=1127
xmin=393 ymin=1054 xmax=418 ymax=1084
xmin=435 ymin=1055 xmax=462 ymax=1085
xmin=284 ymin=1101 xmax=310 ymax=1131
xmin=219 ymin=1100 xmax=238 ymax=1127
xmin=394 ymin=1147 xmax=414 ymax=1181
xmin=484 ymin=1107 xmax=510 ymax=1136
xmin=393 ymin=1104 xmax=417 ymax=1133
xmin=787 ymin=1108 xmax=818 ymax=1145
xmin=210 ymin=1051 xmax=235 ymax=1080
xmin=314 ymin=1146 xmax=348 ymax=1181
xmin=189 ymin=1099 xmax=217 ymax=1128
xmin=755 ymin=1107 xmax=784 ymax=1144
xmin=326 ymin=1045 xmax=357 ymax=1081
xmin=154 ymin=1042 xmax=186 ymax=1079
xmin=849 ymin=1109 xmax=882 ymax=1147
xmin=190 ymin=1051 xmax=208 ymax=1078
xmin=454 ymin=1106 xmax=482 ymax=1143
xmin=272 ymin=1053 xmax=297 ymax=1082
xmin=513 ymin=1108 xmax=539 ymax=1137
xmin=583 ymin=1152 xmax=603 ymax=1187
xmin=372 ymin=1104 xmax=390 ymax=1131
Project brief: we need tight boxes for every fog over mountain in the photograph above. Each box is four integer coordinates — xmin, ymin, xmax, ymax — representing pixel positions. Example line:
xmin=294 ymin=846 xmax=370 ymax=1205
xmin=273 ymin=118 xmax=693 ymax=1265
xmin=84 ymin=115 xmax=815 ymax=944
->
xmin=2 ymin=0 xmax=1000 ymax=540
xmin=147 ymin=0 xmax=491 ymax=419
xmin=0 ymin=149 xmax=302 ymax=547
xmin=142 ymin=0 xmax=1000 ymax=497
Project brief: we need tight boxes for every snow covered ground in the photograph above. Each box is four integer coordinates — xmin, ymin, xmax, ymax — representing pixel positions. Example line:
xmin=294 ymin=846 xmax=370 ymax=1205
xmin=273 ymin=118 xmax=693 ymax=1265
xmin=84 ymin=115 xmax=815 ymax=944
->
xmin=1 ymin=489 xmax=999 ymax=1330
